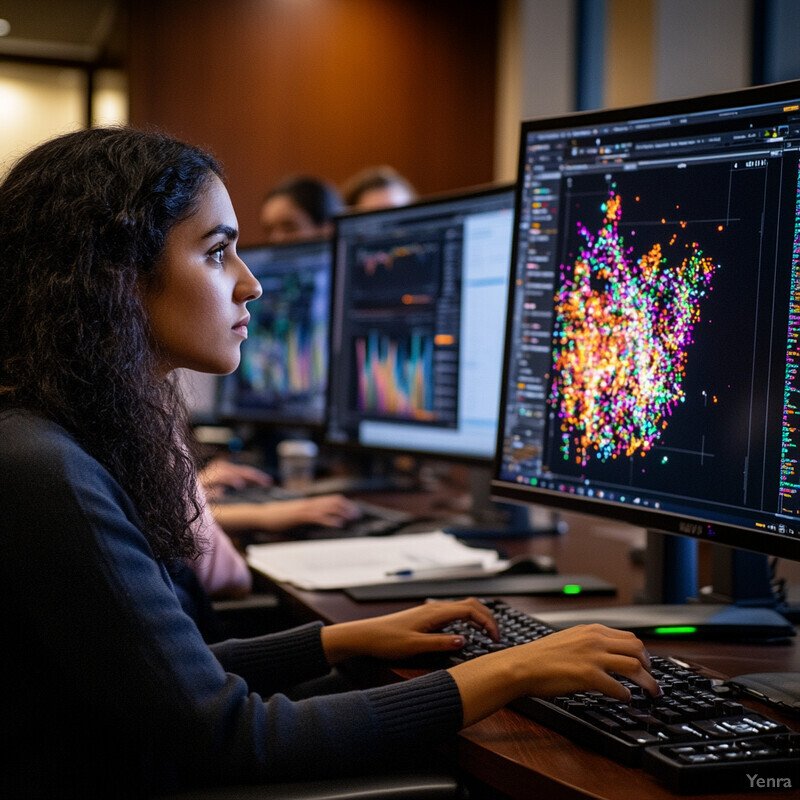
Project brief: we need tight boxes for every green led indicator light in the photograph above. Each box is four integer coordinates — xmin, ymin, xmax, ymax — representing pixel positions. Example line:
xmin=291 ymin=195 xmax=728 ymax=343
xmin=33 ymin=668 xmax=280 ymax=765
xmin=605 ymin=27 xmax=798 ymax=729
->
xmin=653 ymin=626 xmax=698 ymax=635
xmin=562 ymin=584 xmax=582 ymax=595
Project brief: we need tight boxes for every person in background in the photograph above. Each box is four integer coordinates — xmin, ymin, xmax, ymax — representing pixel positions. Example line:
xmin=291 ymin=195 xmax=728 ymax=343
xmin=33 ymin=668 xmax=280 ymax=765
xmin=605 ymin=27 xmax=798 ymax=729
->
xmin=341 ymin=164 xmax=418 ymax=210
xmin=191 ymin=458 xmax=360 ymax=599
xmin=0 ymin=126 xmax=659 ymax=796
xmin=260 ymin=174 xmax=344 ymax=243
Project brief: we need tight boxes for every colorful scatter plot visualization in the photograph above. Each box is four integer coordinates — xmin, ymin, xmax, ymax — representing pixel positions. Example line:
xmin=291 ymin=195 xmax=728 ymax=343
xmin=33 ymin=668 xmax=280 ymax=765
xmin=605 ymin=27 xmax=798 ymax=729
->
xmin=552 ymin=190 xmax=719 ymax=466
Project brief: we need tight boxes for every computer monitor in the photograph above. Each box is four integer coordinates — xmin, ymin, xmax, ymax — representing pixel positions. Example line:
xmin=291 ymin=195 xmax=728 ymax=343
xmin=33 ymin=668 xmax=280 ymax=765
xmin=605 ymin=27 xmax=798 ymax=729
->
xmin=175 ymin=369 xmax=221 ymax=425
xmin=493 ymin=81 xmax=800 ymax=647
xmin=217 ymin=238 xmax=332 ymax=430
xmin=325 ymin=185 xmax=515 ymax=466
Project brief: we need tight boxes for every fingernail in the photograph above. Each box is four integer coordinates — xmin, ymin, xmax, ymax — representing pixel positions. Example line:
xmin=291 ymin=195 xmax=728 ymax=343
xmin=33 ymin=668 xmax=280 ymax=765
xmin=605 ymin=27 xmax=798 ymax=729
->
xmin=452 ymin=636 xmax=465 ymax=648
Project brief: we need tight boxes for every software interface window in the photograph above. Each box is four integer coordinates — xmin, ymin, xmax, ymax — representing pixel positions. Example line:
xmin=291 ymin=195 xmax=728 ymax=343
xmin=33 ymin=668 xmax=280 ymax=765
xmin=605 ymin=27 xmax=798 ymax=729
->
xmin=327 ymin=188 xmax=514 ymax=461
xmin=497 ymin=87 xmax=800 ymax=557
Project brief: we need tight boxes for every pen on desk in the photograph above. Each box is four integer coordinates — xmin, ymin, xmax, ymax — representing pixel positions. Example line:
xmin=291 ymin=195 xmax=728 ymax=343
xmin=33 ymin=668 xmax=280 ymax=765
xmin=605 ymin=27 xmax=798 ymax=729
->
xmin=385 ymin=562 xmax=487 ymax=578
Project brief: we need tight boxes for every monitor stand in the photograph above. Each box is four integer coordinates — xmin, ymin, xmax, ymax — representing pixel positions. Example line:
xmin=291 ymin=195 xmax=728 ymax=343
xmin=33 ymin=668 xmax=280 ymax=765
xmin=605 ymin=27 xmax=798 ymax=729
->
xmin=445 ymin=464 xmax=567 ymax=539
xmin=536 ymin=531 xmax=797 ymax=642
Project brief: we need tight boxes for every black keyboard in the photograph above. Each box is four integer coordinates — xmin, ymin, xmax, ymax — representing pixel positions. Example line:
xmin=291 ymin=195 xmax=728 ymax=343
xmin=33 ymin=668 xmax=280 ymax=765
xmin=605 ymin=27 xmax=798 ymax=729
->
xmin=441 ymin=600 xmax=797 ymax=794
xmin=643 ymin=732 xmax=799 ymax=794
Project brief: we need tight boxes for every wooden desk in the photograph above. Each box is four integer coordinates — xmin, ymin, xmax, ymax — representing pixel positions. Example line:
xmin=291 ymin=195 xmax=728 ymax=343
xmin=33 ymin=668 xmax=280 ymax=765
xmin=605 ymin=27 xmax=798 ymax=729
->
xmin=250 ymin=501 xmax=800 ymax=800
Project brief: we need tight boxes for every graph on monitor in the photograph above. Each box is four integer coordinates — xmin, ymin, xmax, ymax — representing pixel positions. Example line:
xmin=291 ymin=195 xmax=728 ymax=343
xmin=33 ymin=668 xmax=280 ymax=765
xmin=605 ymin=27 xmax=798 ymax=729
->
xmin=326 ymin=184 xmax=515 ymax=462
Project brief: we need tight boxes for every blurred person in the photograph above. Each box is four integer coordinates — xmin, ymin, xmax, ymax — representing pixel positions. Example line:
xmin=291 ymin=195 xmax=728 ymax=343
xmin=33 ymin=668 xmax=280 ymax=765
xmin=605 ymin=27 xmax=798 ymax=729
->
xmin=260 ymin=174 xmax=344 ymax=243
xmin=342 ymin=165 xmax=417 ymax=210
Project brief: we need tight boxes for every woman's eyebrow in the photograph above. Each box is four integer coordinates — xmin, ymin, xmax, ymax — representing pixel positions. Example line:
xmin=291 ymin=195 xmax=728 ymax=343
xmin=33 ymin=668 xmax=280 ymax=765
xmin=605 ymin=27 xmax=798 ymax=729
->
xmin=203 ymin=224 xmax=238 ymax=241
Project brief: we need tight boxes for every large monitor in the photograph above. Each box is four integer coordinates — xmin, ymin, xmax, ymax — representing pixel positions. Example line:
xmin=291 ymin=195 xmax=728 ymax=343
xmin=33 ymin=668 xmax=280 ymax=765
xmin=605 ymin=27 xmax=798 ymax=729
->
xmin=326 ymin=185 xmax=515 ymax=464
xmin=493 ymin=81 xmax=800 ymax=642
xmin=217 ymin=238 xmax=332 ymax=430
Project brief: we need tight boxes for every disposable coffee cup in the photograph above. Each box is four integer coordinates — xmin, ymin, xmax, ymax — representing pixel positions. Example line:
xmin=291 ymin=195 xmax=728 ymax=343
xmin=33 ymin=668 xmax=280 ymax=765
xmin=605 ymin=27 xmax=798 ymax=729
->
xmin=277 ymin=439 xmax=318 ymax=489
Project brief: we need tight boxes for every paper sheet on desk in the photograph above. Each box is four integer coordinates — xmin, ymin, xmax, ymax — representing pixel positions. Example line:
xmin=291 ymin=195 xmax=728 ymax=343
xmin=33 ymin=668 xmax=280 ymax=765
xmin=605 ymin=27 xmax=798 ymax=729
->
xmin=246 ymin=530 xmax=505 ymax=590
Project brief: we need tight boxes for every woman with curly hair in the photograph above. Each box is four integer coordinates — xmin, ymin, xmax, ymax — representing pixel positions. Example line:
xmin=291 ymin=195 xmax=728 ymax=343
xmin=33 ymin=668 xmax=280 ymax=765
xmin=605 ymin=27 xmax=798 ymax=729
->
xmin=0 ymin=127 xmax=658 ymax=797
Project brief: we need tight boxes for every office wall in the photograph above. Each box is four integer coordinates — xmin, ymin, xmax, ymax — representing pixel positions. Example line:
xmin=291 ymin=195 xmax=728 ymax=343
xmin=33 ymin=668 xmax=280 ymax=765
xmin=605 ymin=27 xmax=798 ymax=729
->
xmin=127 ymin=0 xmax=499 ymax=246
xmin=495 ymin=0 xmax=754 ymax=185
xmin=495 ymin=0 xmax=576 ymax=182
xmin=604 ymin=0 xmax=751 ymax=106
xmin=0 ymin=62 xmax=87 ymax=173
xmin=654 ymin=0 xmax=751 ymax=102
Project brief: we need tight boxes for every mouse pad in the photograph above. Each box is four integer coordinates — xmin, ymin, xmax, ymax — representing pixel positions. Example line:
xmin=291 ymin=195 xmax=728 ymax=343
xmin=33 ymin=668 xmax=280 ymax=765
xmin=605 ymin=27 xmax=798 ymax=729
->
xmin=345 ymin=573 xmax=616 ymax=602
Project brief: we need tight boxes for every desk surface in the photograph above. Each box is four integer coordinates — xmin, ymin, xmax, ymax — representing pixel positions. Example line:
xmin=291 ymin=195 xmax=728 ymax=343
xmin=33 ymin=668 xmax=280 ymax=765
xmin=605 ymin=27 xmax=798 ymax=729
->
xmin=249 ymin=493 xmax=800 ymax=800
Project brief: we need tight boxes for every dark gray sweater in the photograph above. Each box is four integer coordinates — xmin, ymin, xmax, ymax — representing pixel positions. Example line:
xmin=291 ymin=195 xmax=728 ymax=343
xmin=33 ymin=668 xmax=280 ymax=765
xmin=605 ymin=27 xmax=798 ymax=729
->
xmin=0 ymin=409 xmax=462 ymax=797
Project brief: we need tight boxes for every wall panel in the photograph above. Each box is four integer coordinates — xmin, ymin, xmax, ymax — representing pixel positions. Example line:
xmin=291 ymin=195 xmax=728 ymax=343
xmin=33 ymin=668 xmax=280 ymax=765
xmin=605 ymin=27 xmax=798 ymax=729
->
xmin=128 ymin=0 xmax=499 ymax=245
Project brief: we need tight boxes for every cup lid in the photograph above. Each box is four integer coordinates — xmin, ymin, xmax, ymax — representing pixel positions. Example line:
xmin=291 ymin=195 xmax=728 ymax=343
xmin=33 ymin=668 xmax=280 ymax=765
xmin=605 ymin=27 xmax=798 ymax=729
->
xmin=276 ymin=439 xmax=318 ymax=458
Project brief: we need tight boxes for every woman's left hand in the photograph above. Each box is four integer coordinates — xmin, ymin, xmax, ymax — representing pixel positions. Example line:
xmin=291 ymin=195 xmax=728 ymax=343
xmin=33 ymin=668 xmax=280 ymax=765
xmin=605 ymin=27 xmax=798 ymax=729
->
xmin=320 ymin=598 xmax=498 ymax=663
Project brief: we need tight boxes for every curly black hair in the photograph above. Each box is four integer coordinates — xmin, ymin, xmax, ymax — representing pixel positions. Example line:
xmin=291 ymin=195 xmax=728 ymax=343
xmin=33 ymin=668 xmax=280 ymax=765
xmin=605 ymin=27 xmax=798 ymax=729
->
xmin=0 ymin=126 xmax=223 ymax=562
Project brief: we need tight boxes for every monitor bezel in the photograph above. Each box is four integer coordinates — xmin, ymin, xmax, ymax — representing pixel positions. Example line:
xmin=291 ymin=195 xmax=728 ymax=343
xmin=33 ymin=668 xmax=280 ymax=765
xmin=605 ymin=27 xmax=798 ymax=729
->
xmin=324 ymin=182 xmax=516 ymax=466
xmin=490 ymin=79 xmax=800 ymax=563
xmin=217 ymin=237 xmax=333 ymax=431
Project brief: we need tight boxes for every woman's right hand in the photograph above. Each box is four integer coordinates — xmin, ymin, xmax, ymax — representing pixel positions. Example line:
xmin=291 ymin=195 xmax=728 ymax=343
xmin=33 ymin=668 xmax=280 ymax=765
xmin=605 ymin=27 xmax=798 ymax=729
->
xmin=265 ymin=494 xmax=363 ymax=529
xmin=448 ymin=623 xmax=661 ymax=728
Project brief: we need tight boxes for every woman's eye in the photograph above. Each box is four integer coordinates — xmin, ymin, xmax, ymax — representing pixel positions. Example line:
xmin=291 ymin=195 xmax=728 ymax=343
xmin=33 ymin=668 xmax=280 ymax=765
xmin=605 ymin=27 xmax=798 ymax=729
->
xmin=209 ymin=244 xmax=226 ymax=265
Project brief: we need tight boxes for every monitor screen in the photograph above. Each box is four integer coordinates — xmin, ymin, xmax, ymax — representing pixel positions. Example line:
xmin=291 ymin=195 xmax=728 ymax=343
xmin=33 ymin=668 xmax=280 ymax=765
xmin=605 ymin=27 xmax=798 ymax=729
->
xmin=175 ymin=369 xmax=221 ymax=425
xmin=326 ymin=185 xmax=515 ymax=462
xmin=218 ymin=238 xmax=332 ymax=429
xmin=493 ymin=80 xmax=800 ymax=564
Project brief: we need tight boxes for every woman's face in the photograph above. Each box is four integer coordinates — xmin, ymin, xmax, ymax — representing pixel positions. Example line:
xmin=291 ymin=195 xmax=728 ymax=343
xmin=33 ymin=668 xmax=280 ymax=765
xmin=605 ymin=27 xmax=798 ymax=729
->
xmin=144 ymin=174 xmax=262 ymax=376
xmin=259 ymin=193 xmax=331 ymax=243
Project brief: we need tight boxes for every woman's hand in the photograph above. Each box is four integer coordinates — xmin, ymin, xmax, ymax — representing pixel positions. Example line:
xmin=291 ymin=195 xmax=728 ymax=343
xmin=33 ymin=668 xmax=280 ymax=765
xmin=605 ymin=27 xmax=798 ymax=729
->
xmin=323 ymin=597 xmax=660 ymax=730
xmin=269 ymin=495 xmax=362 ymax=528
xmin=199 ymin=458 xmax=272 ymax=500
xmin=320 ymin=598 xmax=499 ymax=663
xmin=211 ymin=493 xmax=361 ymax=533
xmin=449 ymin=623 xmax=661 ymax=727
